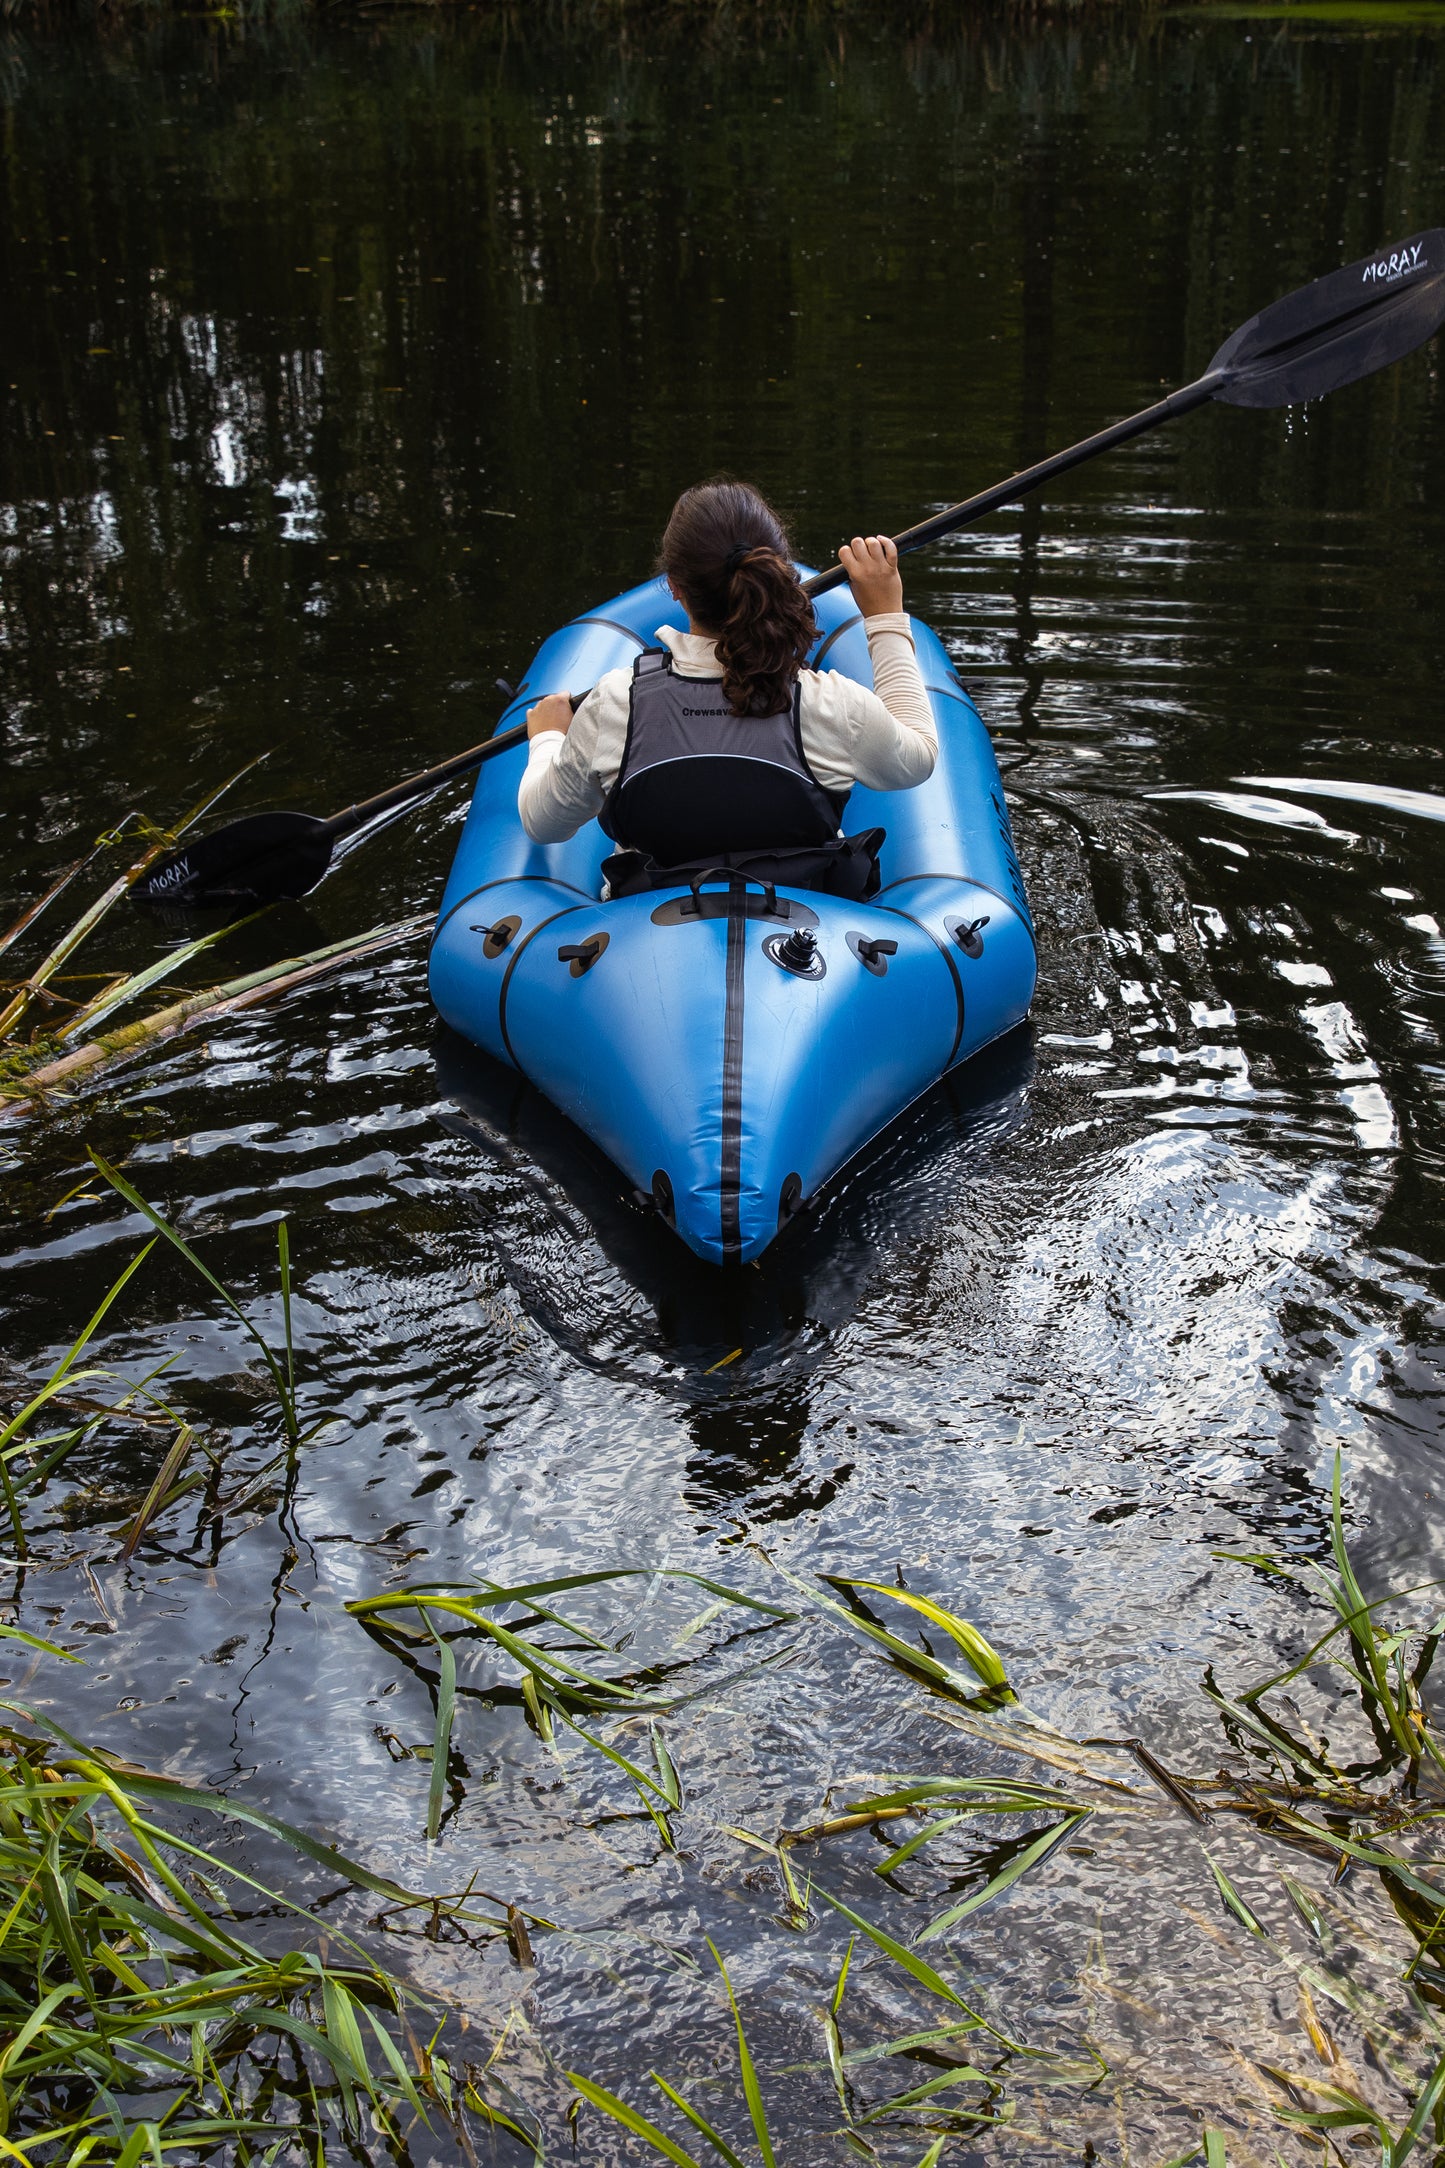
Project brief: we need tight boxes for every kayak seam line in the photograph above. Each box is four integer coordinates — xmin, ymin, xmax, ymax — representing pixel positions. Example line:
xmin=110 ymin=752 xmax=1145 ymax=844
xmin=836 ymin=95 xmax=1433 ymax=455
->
xmin=873 ymin=904 xmax=967 ymax=1067
xmin=720 ymin=884 xmax=746 ymax=1263
xmin=497 ymin=905 xmax=590 ymax=1072
xmin=565 ymin=616 xmax=650 ymax=647
xmin=431 ymin=874 xmax=595 ymax=945
xmin=810 ymin=614 xmax=862 ymax=670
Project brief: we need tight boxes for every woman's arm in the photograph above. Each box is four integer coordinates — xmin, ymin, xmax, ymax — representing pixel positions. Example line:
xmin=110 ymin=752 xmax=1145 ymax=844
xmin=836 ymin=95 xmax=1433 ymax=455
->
xmin=802 ymin=534 xmax=937 ymax=791
xmin=851 ymin=613 xmax=937 ymax=787
xmin=516 ymin=684 xmax=619 ymax=842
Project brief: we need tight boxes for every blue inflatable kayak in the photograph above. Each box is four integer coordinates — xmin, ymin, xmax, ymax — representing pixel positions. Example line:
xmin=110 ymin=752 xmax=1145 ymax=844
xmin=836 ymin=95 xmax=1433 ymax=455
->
xmin=430 ymin=573 xmax=1036 ymax=1265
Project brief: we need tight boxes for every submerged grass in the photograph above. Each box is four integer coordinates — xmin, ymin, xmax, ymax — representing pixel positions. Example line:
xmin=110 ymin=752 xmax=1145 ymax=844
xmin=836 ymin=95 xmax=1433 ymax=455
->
xmin=9 ymin=804 xmax=1445 ymax=2158
xmin=549 ymin=1461 xmax=1445 ymax=2163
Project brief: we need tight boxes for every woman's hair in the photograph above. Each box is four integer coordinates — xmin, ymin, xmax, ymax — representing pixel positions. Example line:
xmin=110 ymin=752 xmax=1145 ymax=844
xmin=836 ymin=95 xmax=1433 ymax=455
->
xmin=658 ymin=480 xmax=816 ymax=717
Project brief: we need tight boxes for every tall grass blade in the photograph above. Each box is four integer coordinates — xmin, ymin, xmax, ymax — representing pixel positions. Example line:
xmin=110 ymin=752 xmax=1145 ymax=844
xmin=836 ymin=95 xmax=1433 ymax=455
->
xmin=770 ymin=1562 xmax=1010 ymax=1707
xmin=828 ymin=1578 xmax=1013 ymax=1699
xmin=1204 ymin=1852 xmax=1265 ymax=1938
xmin=277 ymin=1219 xmax=295 ymax=1403
xmin=53 ymin=908 xmax=266 ymax=1045
xmin=567 ymin=2072 xmax=705 ymax=2167
xmin=915 ymin=1811 xmax=1091 ymax=1943
xmin=0 ymin=849 xmax=90 ymax=961
xmin=707 ymin=1940 xmax=777 ymax=2168
xmin=832 ymin=1933 xmax=856 ymax=2015
xmin=121 ymin=1424 xmax=195 ymax=1558
xmin=86 ymin=1154 xmax=300 ymax=1447
xmin=426 ymin=1619 xmax=457 ymax=1842
xmin=1391 ymin=2045 xmax=1445 ymax=2166
xmin=858 ymin=2063 xmax=994 ymax=2117
xmin=649 ymin=2075 xmax=751 ymax=2168
xmin=813 ymin=1887 xmax=974 ymax=2012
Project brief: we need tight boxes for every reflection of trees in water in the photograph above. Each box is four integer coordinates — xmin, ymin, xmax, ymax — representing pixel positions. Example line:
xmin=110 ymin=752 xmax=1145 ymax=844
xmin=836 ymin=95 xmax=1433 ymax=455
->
xmin=1 ymin=15 xmax=1441 ymax=864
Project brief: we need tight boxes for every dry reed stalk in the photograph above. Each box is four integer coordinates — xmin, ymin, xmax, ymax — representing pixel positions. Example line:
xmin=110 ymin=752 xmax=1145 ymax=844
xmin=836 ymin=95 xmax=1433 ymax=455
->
xmin=0 ymin=913 xmax=427 ymax=1114
xmin=0 ymin=846 xmax=175 ymax=1041
xmin=0 ymin=851 xmax=92 ymax=962
xmin=0 ymin=762 xmax=267 ymax=1043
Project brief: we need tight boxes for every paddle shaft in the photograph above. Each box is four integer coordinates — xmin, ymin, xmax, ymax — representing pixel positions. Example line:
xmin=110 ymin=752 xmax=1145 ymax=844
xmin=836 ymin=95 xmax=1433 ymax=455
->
xmin=801 ymin=374 xmax=1223 ymax=600
xmin=322 ymin=719 xmax=528 ymax=841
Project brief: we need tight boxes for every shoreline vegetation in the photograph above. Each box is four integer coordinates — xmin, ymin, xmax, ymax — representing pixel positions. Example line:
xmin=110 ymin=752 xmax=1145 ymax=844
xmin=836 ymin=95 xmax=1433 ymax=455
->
xmin=4 ymin=1141 xmax=1445 ymax=2158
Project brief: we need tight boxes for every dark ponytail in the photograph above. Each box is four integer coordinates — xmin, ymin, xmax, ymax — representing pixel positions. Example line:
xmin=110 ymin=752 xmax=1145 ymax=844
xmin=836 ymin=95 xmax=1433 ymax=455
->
xmin=658 ymin=479 xmax=816 ymax=718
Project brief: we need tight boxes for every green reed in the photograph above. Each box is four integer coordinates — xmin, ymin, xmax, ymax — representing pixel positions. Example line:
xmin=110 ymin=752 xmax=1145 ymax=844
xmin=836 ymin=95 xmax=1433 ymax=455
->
xmin=0 ymin=1162 xmax=317 ymax=1572
xmin=0 ymin=1696 xmax=537 ymax=2164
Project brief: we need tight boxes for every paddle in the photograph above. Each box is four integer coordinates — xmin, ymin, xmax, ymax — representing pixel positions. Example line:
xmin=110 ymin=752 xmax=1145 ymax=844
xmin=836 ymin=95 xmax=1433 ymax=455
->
xmin=136 ymin=714 xmax=531 ymax=908
xmin=141 ymin=229 xmax=1444 ymax=908
xmin=802 ymin=226 xmax=1445 ymax=597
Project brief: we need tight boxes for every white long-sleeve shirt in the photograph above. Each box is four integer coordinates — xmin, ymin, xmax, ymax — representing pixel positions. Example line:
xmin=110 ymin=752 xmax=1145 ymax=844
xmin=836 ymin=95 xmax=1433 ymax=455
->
xmin=518 ymin=614 xmax=936 ymax=845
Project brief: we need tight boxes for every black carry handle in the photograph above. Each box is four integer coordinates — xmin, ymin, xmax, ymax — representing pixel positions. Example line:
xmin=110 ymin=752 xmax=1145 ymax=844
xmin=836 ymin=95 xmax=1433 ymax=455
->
xmin=683 ymin=866 xmax=782 ymax=919
xmin=803 ymin=228 xmax=1445 ymax=598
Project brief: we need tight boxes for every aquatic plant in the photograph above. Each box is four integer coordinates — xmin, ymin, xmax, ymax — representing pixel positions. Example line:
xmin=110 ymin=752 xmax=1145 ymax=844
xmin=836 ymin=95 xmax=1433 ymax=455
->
xmin=0 ymin=1696 xmax=538 ymax=2163
xmin=348 ymin=1568 xmax=796 ymax=1841
xmin=0 ymin=1158 xmax=322 ymax=1570
xmin=0 ymin=785 xmax=427 ymax=1116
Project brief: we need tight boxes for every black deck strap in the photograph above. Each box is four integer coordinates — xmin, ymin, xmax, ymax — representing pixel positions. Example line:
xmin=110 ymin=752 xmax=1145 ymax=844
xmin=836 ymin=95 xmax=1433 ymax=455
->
xmin=496 ymin=904 xmax=588 ymax=1069
xmin=720 ymin=877 xmax=748 ymax=1263
xmin=810 ymin=614 xmax=862 ymax=670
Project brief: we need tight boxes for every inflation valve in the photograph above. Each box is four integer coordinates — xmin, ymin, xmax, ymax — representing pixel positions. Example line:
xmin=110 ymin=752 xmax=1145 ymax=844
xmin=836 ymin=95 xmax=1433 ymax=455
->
xmin=764 ymin=926 xmax=826 ymax=980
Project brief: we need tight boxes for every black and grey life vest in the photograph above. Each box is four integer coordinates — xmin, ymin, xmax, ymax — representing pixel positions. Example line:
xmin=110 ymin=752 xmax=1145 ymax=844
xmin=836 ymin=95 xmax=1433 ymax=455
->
xmin=599 ymin=649 xmax=849 ymax=865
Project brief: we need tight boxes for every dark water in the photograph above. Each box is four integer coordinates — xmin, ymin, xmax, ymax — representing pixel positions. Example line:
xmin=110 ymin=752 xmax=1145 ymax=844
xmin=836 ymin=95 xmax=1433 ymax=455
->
xmin=3 ymin=7 xmax=1445 ymax=2160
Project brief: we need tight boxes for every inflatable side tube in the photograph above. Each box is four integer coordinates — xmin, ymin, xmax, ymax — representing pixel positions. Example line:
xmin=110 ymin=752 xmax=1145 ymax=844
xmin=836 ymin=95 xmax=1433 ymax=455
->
xmin=871 ymin=875 xmax=1037 ymax=1066
xmin=430 ymin=876 xmax=590 ymax=1069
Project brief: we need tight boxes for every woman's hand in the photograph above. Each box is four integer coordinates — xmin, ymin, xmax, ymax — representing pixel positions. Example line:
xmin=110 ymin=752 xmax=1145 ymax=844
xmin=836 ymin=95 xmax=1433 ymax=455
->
xmin=527 ymin=692 xmax=574 ymax=738
xmin=839 ymin=533 xmax=903 ymax=618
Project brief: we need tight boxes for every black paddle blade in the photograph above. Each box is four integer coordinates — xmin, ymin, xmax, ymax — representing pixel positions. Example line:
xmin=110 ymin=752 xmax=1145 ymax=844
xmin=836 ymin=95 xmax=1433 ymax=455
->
xmin=1208 ymin=228 xmax=1445 ymax=409
xmin=136 ymin=811 xmax=335 ymax=907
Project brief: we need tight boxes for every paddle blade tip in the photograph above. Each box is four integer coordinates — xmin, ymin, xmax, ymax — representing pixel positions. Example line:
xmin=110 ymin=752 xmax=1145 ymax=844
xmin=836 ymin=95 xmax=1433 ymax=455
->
xmin=1208 ymin=227 xmax=1445 ymax=409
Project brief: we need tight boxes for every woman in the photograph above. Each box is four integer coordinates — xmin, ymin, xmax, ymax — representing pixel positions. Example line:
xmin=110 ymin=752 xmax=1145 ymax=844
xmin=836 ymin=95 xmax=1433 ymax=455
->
xmin=519 ymin=479 xmax=936 ymax=898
